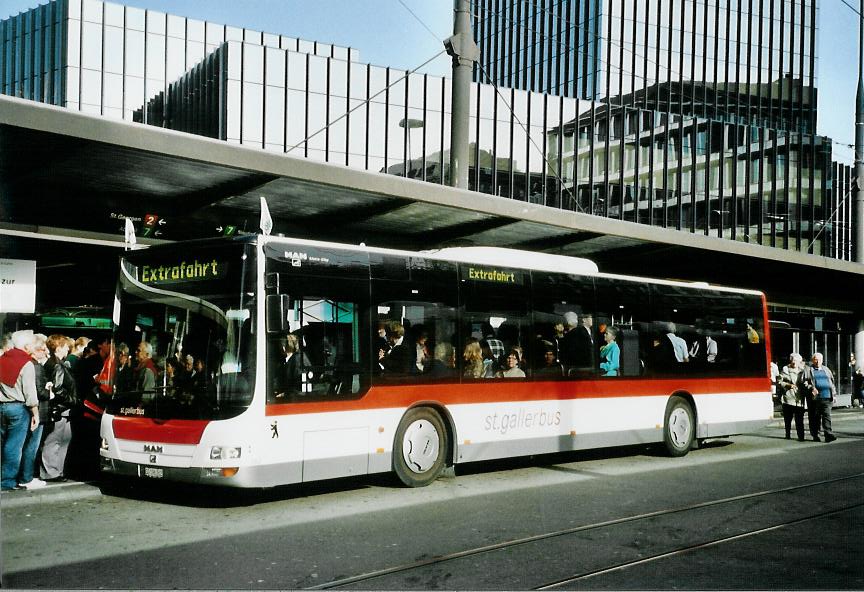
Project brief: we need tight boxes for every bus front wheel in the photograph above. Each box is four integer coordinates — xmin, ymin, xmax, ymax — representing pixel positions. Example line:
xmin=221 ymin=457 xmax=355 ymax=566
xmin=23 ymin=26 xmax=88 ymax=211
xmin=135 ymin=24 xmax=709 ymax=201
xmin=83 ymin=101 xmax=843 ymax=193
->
xmin=393 ymin=407 xmax=448 ymax=487
xmin=663 ymin=396 xmax=695 ymax=457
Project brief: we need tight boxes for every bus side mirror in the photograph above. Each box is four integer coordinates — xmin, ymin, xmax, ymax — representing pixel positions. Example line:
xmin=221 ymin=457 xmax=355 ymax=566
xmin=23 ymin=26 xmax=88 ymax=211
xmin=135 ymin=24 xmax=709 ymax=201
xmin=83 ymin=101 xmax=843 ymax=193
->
xmin=266 ymin=294 xmax=291 ymax=333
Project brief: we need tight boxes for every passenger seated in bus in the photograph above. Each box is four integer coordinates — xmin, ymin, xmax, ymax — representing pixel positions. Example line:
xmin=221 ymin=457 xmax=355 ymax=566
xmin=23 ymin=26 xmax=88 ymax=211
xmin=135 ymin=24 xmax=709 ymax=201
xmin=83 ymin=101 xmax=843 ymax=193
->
xmin=480 ymin=339 xmax=498 ymax=378
xmin=463 ymin=339 xmax=485 ymax=379
xmin=378 ymin=321 xmax=413 ymax=375
xmin=272 ymin=334 xmax=302 ymax=399
xmin=599 ymin=326 xmax=620 ymax=377
xmin=498 ymin=348 xmax=526 ymax=378
xmin=536 ymin=341 xmax=564 ymax=377
xmin=426 ymin=342 xmax=457 ymax=379
xmin=411 ymin=325 xmax=430 ymax=373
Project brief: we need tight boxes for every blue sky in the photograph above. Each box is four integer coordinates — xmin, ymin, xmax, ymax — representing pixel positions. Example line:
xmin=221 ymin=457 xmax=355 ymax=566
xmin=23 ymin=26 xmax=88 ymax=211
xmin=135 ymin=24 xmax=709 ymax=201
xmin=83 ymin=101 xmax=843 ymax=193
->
xmin=1 ymin=0 xmax=859 ymax=163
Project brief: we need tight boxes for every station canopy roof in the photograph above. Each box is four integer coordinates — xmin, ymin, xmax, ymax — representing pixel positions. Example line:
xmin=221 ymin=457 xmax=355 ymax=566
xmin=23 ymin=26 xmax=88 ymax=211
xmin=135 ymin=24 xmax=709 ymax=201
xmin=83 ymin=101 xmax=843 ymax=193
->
xmin=1 ymin=95 xmax=862 ymax=315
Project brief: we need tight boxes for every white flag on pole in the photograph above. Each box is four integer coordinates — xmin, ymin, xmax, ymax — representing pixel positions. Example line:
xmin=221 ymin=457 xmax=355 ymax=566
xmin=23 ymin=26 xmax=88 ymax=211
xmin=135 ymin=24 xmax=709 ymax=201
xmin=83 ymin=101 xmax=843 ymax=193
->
xmin=260 ymin=196 xmax=273 ymax=236
xmin=124 ymin=217 xmax=137 ymax=248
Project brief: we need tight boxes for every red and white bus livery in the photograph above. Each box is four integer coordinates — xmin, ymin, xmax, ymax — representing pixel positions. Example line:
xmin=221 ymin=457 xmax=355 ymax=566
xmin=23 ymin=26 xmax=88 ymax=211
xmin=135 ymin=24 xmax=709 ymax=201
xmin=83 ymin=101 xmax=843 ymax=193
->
xmin=100 ymin=235 xmax=773 ymax=487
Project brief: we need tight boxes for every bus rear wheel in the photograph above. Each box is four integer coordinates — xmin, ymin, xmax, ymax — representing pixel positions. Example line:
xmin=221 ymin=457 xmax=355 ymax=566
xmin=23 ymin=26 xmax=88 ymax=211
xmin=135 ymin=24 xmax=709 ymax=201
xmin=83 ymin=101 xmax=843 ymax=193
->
xmin=393 ymin=407 xmax=447 ymax=487
xmin=663 ymin=396 xmax=695 ymax=457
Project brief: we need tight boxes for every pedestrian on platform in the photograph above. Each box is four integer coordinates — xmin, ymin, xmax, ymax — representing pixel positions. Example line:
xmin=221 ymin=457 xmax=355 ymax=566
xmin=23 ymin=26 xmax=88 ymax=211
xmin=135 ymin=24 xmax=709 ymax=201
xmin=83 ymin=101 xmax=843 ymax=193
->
xmin=777 ymin=353 xmax=806 ymax=441
xmin=40 ymin=335 xmax=77 ymax=482
xmin=66 ymin=336 xmax=89 ymax=373
xmin=0 ymin=333 xmax=12 ymax=356
xmin=799 ymin=352 xmax=837 ymax=443
xmin=17 ymin=334 xmax=51 ymax=489
xmin=0 ymin=330 xmax=39 ymax=491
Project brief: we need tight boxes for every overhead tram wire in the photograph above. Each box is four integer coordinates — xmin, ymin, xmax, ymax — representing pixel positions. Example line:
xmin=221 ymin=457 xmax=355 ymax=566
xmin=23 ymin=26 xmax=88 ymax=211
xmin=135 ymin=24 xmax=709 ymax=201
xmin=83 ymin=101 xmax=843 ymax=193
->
xmin=285 ymin=0 xmax=450 ymax=160
xmin=395 ymin=0 xmax=444 ymax=43
xmin=285 ymin=49 xmax=446 ymax=155
xmin=840 ymin=0 xmax=861 ymax=17
xmin=474 ymin=61 xmax=587 ymax=213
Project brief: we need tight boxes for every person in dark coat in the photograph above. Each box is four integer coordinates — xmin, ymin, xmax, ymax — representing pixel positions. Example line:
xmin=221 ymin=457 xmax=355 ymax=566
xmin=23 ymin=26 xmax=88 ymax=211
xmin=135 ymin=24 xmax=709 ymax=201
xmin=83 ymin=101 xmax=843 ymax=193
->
xmin=40 ymin=335 xmax=77 ymax=482
xmin=273 ymin=334 xmax=303 ymax=399
xmin=378 ymin=321 xmax=413 ymax=376
xmin=560 ymin=312 xmax=594 ymax=371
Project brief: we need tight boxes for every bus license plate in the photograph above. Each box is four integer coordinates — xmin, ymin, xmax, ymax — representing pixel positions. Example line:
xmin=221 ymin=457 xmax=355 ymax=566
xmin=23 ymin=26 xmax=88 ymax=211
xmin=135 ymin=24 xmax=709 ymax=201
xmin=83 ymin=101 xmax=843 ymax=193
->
xmin=143 ymin=467 xmax=163 ymax=478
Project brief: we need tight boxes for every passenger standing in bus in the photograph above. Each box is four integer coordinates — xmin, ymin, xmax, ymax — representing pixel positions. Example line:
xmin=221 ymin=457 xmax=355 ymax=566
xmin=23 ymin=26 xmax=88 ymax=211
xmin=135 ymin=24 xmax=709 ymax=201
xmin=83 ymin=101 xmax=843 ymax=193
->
xmin=799 ymin=353 xmax=837 ymax=443
xmin=560 ymin=312 xmax=593 ymax=370
xmin=665 ymin=323 xmax=690 ymax=363
xmin=273 ymin=334 xmax=302 ymax=398
xmin=114 ymin=343 xmax=135 ymax=394
xmin=778 ymin=353 xmax=806 ymax=441
xmin=599 ymin=326 xmax=621 ymax=377
xmin=135 ymin=341 xmax=157 ymax=395
xmin=379 ymin=322 xmax=413 ymax=375
xmin=689 ymin=334 xmax=718 ymax=365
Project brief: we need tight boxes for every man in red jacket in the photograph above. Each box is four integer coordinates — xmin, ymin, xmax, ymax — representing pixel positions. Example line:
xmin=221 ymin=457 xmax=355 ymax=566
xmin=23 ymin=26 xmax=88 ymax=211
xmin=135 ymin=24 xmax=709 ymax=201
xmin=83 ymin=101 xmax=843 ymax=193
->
xmin=0 ymin=330 xmax=38 ymax=491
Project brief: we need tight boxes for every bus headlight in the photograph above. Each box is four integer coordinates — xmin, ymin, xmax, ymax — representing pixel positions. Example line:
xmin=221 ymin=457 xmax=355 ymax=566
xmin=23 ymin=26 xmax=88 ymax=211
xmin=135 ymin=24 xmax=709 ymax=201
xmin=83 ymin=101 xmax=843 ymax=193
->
xmin=100 ymin=438 xmax=109 ymax=451
xmin=210 ymin=446 xmax=241 ymax=460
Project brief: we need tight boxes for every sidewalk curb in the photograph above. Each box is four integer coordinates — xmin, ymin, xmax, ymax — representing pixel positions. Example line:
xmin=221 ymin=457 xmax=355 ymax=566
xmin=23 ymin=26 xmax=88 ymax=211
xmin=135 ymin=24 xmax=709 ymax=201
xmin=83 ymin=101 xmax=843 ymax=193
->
xmin=1 ymin=481 xmax=102 ymax=509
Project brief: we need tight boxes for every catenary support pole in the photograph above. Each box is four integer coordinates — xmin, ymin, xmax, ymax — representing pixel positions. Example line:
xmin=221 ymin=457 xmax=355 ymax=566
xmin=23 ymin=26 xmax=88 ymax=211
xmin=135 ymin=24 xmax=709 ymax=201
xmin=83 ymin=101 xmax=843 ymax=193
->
xmin=856 ymin=0 xmax=864 ymax=264
xmin=856 ymin=0 xmax=864 ymax=381
xmin=446 ymin=0 xmax=479 ymax=189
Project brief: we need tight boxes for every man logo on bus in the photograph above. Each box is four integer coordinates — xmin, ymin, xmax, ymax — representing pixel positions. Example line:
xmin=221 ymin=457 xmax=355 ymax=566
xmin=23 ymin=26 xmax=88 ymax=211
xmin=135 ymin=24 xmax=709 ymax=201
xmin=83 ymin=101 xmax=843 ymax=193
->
xmin=284 ymin=251 xmax=308 ymax=267
xmin=144 ymin=444 xmax=163 ymax=453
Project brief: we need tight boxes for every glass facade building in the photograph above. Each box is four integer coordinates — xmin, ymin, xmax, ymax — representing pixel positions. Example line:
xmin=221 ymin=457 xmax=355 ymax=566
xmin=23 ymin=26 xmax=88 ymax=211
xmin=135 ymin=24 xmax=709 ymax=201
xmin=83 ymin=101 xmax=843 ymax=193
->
xmin=0 ymin=0 xmax=854 ymax=260
xmin=471 ymin=0 xmax=852 ymax=258
xmin=0 ymin=0 xmax=357 ymax=121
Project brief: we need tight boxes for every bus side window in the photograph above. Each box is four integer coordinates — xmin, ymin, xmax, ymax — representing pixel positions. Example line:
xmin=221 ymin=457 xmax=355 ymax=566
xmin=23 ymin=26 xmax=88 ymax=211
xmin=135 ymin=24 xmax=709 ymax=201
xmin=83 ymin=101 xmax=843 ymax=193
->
xmin=595 ymin=279 xmax=650 ymax=378
xmin=267 ymin=297 xmax=365 ymax=402
xmin=372 ymin=256 xmax=459 ymax=384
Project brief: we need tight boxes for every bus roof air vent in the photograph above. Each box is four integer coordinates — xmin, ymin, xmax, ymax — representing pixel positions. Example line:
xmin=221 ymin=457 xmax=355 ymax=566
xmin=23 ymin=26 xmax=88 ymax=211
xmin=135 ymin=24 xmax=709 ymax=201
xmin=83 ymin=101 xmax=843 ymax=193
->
xmin=425 ymin=247 xmax=598 ymax=275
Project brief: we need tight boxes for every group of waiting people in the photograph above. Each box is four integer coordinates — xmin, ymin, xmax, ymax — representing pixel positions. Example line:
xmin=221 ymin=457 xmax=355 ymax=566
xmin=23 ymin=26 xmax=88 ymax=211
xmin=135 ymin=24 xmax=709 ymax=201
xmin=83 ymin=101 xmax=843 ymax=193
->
xmin=776 ymin=352 xmax=838 ymax=443
xmin=0 ymin=330 xmax=107 ymax=491
xmin=0 ymin=329 xmax=195 ymax=491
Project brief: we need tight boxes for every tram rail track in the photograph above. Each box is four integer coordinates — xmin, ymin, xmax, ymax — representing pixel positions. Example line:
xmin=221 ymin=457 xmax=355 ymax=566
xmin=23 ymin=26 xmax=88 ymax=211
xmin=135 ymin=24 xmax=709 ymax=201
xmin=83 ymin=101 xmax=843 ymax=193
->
xmin=309 ymin=471 xmax=864 ymax=590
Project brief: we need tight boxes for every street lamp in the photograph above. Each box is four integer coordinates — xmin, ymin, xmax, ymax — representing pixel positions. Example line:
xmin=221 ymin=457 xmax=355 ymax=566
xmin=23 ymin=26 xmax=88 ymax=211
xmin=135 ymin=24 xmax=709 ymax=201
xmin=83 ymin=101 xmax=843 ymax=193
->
xmin=399 ymin=117 xmax=425 ymax=177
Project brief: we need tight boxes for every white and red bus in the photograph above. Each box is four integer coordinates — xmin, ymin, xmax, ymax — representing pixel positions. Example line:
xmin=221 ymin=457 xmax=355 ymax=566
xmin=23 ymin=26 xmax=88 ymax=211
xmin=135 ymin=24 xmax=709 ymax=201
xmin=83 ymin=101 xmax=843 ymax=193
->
xmin=100 ymin=235 xmax=773 ymax=487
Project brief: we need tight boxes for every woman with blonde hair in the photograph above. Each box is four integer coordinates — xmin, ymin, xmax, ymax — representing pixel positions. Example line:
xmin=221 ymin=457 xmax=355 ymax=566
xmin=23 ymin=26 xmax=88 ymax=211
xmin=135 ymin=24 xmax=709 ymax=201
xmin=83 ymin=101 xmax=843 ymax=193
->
xmin=463 ymin=339 xmax=484 ymax=379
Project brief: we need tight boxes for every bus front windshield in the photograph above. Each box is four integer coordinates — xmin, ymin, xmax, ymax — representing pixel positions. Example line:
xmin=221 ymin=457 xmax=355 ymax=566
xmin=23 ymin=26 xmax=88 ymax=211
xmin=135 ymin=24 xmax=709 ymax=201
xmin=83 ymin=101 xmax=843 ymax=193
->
xmin=106 ymin=243 xmax=256 ymax=421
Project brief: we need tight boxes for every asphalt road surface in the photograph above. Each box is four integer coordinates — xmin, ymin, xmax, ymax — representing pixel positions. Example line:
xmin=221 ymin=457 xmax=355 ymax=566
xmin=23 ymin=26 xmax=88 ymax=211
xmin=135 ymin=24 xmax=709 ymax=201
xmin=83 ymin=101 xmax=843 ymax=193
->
xmin=3 ymin=409 xmax=863 ymax=590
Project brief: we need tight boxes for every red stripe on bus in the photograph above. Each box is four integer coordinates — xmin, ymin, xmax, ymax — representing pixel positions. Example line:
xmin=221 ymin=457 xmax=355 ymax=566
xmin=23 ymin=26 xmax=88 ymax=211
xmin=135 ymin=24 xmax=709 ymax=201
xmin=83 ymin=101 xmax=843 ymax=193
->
xmin=265 ymin=376 xmax=770 ymax=416
xmin=112 ymin=417 xmax=210 ymax=444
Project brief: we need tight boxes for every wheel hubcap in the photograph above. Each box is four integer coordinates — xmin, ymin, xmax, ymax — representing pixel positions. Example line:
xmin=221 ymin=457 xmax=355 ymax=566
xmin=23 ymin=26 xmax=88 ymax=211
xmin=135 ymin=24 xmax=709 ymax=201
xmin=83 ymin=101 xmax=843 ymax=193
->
xmin=668 ymin=407 xmax=692 ymax=448
xmin=402 ymin=420 xmax=440 ymax=473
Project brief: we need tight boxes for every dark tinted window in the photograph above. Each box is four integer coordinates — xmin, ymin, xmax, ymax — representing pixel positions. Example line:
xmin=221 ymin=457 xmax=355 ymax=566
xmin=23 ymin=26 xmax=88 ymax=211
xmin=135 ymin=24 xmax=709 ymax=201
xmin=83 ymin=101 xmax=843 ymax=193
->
xmin=530 ymin=272 xmax=595 ymax=379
